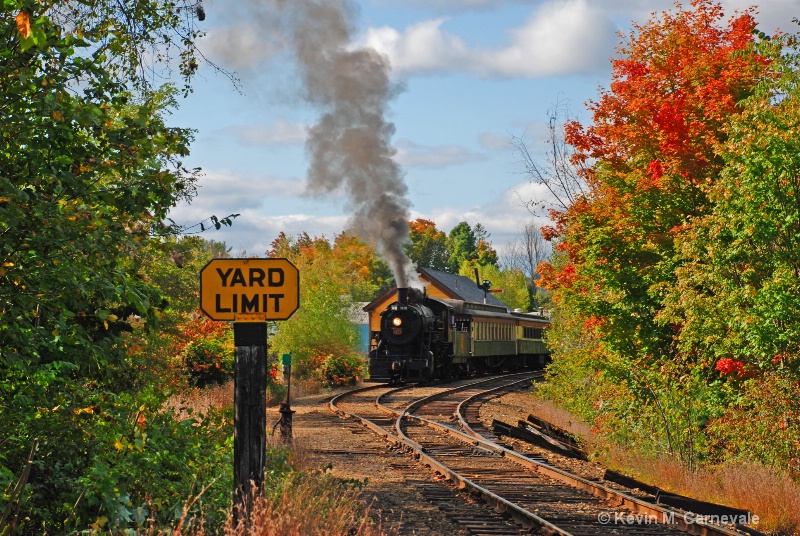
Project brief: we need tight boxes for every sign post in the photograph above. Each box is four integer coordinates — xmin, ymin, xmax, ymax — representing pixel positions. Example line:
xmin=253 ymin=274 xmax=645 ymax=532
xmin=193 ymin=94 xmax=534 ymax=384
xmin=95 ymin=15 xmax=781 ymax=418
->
xmin=199 ymin=258 xmax=299 ymax=522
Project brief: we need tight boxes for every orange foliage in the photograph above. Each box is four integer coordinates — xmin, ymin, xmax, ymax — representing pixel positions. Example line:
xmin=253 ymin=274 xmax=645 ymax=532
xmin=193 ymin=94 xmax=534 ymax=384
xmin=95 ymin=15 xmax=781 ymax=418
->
xmin=547 ymin=0 xmax=769 ymax=295
xmin=566 ymin=0 xmax=765 ymax=194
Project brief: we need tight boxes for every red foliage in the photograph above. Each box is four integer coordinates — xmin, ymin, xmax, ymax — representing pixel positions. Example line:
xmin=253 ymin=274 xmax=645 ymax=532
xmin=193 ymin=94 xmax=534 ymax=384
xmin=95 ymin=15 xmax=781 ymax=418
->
xmin=568 ymin=0 xmax=764 ymax=193
xmin=715 ymin=358 xmax=745 ymax=376
xmin=171 ymin=312 xmax=230 ymax=355
xmin=542 ymin=0 xmax=770 ymax=298
xmin=582 ymin=316 xmax=604 ymax=331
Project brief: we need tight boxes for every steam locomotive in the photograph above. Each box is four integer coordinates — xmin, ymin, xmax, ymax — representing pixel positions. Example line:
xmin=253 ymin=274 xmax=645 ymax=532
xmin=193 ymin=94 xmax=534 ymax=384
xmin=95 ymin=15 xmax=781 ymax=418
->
xmin=368 ymin=286 xmax=550 ymax=384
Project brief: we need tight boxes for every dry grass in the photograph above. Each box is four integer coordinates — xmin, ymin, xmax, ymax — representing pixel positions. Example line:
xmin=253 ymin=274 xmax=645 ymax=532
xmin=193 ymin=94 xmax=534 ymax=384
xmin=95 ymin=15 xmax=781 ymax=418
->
xmin=288 ymin=375 xmax=325 ymax=398
xmin=220 ymin=472 xmax=394 ymax=536
xmin=165 ymin=380 xmax=235 ymax=420
xmin=525 ymin=393 xmax=800 ymax=535
xmin=607 ymin=450 xmax=800 ymax=535
xmin=595 ymin=440 xmax=800 ymax=534
xmin=526 ymin=396 xmax=595 ymax=440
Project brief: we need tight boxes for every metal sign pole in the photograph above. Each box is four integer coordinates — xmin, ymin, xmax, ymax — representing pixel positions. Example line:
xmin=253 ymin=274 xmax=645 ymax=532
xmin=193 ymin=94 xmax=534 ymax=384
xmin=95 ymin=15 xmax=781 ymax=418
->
xmin=279 ymin=353 xmax=294 ymax=444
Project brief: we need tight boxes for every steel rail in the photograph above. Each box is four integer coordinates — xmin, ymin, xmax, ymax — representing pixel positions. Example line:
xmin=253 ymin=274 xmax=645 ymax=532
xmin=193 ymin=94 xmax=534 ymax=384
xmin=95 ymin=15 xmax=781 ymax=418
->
xmin=400 ymin=392 xmax=749 ymax=536
xmin=330 ymin=375 xmax=571 ymax=534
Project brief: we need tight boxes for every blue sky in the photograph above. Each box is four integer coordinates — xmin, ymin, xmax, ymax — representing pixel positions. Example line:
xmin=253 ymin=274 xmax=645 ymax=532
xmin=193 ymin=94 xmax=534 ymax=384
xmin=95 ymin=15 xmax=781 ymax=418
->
xmin=167 ymin=0 xmax=795 ymax=261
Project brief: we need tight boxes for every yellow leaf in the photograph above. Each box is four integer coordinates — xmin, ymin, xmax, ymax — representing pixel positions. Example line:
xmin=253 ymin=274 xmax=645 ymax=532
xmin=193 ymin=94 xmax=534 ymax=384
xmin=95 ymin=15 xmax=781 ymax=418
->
xmin=16 ymin=9 xmax=31 ymax=39
xmin=103 ymin=321 xmax=109 ymax=330
xmin=0 ymin=196 xmax=10 ymax=202
xmin=107 ymin=314 xmax=118 ymax=322
xmin=0 ymin=268 xmax=4 ymax=277
xmin=90 ymin=516 xmax=108 ymax=530
xmin=114 ymin=440 xmax=125 ymax=451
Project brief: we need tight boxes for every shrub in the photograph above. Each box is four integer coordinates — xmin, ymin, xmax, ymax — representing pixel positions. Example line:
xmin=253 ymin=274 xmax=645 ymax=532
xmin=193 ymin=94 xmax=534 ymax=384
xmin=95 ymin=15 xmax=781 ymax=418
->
xmin=319 ymin=353 xmax=364 ymax=387
xmin=0 ymin=379 xmax=235 ymax=534
xmin=184 ymin=336 xmax=234 ymax=387
xmin=178 ymin=315 xmax=234 ymax=387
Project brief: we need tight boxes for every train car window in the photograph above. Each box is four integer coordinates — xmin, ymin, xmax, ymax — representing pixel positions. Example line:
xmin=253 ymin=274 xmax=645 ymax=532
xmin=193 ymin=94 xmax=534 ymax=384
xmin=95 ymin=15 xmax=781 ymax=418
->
xmin=523 ymin=326 xmax=544 ymax=339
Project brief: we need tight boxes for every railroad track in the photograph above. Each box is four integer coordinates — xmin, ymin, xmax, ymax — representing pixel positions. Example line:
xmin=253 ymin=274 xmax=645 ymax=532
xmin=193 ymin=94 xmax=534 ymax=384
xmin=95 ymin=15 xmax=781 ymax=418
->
xmin=328 ymin=374 xmax=758 ymax=536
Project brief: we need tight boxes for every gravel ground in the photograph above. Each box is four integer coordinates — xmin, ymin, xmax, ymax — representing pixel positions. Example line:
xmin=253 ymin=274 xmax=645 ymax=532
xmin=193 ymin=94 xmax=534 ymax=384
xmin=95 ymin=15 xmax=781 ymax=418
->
xmin=269 ymin=385 xmax=472 ymax=535
xmin=267 ymin=380 xmax=570 ymax=535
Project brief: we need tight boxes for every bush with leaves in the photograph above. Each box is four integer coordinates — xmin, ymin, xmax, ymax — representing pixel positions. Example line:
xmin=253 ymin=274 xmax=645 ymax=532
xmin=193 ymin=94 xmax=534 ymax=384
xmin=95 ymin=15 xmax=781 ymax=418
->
xmin=538 ymin=2 xmax=800 ymax=469
xmin=177 ymin=315 xmax=235 ymax=387
xmin=0 ymin=374 xmax=235 ymax=533
xmin=319 ymin=353 xmax=365 ymax=387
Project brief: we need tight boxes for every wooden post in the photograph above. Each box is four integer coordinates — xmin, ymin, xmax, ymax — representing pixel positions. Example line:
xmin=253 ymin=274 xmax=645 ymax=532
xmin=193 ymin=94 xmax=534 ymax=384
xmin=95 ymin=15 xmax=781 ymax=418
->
xmin=232 ymin=322 xmax=267 ymax=524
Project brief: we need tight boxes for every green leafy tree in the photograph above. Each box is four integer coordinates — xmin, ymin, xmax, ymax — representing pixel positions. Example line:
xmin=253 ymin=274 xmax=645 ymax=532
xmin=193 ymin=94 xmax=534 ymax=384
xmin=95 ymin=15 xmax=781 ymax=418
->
xmin=137 ymin=236 xmax=230 ymax=316
xmin=462 ymin=262 xmax=531 ymax=312
xmin=446 ymin=221 xmax=477 ymax=273
xmin=406 ymin=218 xmax=449 ymax=271
xmin=268 ymin=233 xmax=361 ymax=379
xmin=447 ymin=221 xmax=498 ymax=272
xmin=0 ymin=3 xmax=238 ymax=532
xmin=659 ymin=34 xmax=800 ymax=375
xmin=0 ymin=17 xmax=198 ymax=376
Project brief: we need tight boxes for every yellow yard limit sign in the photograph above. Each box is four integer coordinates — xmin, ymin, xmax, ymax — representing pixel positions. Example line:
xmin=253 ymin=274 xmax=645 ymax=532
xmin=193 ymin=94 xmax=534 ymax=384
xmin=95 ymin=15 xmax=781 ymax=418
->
xmin=199 ymin=258 xmax=299 ymax=321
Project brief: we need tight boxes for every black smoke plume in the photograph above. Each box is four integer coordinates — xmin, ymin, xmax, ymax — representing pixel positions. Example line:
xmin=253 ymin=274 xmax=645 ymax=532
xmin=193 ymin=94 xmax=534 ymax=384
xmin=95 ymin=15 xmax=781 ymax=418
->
xmin=253 ymin=0 xmax=419 ymax=288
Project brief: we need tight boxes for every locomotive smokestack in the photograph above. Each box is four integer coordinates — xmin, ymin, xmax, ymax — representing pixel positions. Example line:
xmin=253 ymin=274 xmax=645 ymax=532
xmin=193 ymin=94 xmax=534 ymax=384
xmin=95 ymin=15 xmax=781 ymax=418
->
xmin=243 ymin=0 xmax=420 ymax=289
xmin=397 ymin=287 xmax=409 ymax=306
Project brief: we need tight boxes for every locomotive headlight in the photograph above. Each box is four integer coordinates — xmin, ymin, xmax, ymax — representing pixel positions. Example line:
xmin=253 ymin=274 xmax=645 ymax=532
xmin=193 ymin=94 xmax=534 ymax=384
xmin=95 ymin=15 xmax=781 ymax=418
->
xmin=392 ymin=317 xmax=402 ymax=327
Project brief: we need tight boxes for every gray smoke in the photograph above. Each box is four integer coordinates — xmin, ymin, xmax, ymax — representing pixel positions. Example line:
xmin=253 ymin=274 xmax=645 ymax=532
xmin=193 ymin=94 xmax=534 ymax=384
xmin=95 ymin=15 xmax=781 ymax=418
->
xmin=257 ymin=0 xmax=419 ymax=288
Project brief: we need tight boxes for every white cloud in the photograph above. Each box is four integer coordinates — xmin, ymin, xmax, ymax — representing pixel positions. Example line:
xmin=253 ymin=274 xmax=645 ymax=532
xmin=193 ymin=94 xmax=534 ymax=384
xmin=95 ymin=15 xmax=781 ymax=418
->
xmin=483 ymin=0 xmax=616 ymax=77
xmin=170 ymin=169 xmax=305 ymax=220
xmin=175 ymin=210 xmax=351 ymax=257
xmin=199 ymin=25 xmax=284 ymax=72
xmin=365 ymin=19 xmax=470 ymax=75
xmin=225 ymin=121 xmax=308 ymax=146
xmin=722 ymin=0 xmax=797 ymax=35
xmin=365 ymin=0 xmax=617 ymax=79
xmin=392 ymin=0 xmax=510 ymax=9
xmin=167 ymin=168 xmax=356 ymax=254
xmin=395 ymin=139 xmax=487 ymax=168
xmin=418 ymin=180 xmax=556 ymax=259
xmin=478 ymin=131 xmax=514 ymax=152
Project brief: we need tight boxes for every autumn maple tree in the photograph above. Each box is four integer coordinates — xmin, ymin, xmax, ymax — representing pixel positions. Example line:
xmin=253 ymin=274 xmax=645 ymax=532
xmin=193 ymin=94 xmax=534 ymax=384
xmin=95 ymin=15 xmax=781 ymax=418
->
xmin=538 ymin=0 xmax=800 ymax=469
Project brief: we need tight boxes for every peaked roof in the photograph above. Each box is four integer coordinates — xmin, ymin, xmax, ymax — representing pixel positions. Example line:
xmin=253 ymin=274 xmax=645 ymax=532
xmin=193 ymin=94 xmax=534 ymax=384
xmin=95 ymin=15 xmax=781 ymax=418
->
xmin=418 ymin=266 xmax=509 ymax=308
xmin=363 ymin=266 xmax=509 ymax=312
